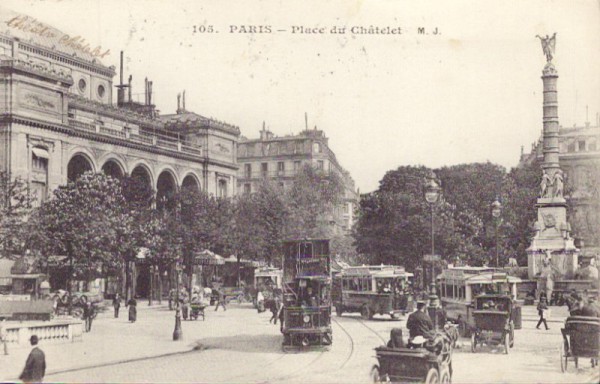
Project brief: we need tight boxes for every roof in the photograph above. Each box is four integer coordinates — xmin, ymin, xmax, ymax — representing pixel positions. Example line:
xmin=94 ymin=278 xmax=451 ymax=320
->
xmin=160 ymin=111 xmax=240 ymax=135
xmin=0 ymin=7 xmax=111 ymax=67
xmin=465 ymin=273 xmax=521 ymax=285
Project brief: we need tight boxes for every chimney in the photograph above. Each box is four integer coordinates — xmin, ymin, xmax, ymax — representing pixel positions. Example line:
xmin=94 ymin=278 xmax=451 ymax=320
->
xmin=117 ymin=51 xmax=126 ymax=106
xmin=182 ymin=90 xmax=186 ymax=111
xmin=148 ymin=81 xmax=153 ymax=105
xmin=177 ymin=93 xmax=181 ymax=113
xmin=127 ymin=75 xmax=132 ymax=103
xmin=144 ymin=77 xmax=148 ymax=105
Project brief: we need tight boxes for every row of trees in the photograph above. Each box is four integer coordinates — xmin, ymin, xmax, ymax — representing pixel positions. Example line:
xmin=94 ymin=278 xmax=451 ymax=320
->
xmin=0 ymin=165 xmax=349 ymax=295
xmin=352 ymin=161 xmax=541 ymax=269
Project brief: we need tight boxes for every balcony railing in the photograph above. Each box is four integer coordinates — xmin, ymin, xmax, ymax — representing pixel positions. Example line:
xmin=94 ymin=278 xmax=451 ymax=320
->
xmin=68 ymin=118 xmax=203 ymax=157
xmin=239 ymin=168 xmax=332 ymax=179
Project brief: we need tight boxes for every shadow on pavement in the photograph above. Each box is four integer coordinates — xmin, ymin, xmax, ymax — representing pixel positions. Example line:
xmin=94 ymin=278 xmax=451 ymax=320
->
xmin=192 ymin=334 xmax=283 ymax=354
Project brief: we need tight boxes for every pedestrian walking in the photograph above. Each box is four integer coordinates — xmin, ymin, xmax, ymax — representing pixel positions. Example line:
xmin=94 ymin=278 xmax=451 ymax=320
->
xmin=536 ymin=296 xmax=549 ymax=330
xmin=127 ymin=297 xmax=137 ymax=323
xmin=168 ymin=288 xmax=175 ymax=310
xmin=83 ymin=302 xmax=95 ymax=332
xmin=269 ymin=296 xmax=282 ymax=324
xmin=19 ymin=335 xmax=45 ymax=383
xmin=182 ymin=294 xmax=189 ymax=320
xmin=214 ymin=288 xmax=227 ymax=311
xmin=112 ymin=293 xmax=121 ymax=318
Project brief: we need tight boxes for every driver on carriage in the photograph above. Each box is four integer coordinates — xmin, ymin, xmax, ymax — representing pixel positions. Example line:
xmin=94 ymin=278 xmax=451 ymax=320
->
xmin=406 ymin=301 xmax=436 ymax=348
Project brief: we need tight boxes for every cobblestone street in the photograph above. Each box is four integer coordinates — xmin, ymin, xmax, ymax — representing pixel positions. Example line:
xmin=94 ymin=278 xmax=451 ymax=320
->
xmin=2 ymin=303 xmax=597 ymax=383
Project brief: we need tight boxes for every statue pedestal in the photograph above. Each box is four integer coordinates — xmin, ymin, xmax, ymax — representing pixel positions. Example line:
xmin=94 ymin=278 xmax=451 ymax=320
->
xmin=527 ymin=197 xmax=579 ymax=279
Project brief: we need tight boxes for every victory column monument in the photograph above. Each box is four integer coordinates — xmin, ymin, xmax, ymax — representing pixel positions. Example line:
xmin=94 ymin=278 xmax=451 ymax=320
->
xmin=527 ymin=33 xmax=579 ymax=296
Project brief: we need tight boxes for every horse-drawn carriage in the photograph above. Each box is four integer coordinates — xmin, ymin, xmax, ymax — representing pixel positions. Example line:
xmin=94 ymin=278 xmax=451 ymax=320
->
xmin=560 ymin=316 xmax=599 ymax=372
xmin=371 ymin=324 xmax=458 ymax=384
xmin=470 ymin=294 xmax=515 ymax=354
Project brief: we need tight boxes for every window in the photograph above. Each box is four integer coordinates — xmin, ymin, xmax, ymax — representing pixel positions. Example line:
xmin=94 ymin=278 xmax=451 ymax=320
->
xmin=31 ymin=182 xmax=47 ymax=206
xmin=277 ymin=162 xmax=285 ymax=173
xmin=589 ymin=141 xmax=597 ymax=151
xmin=97 ymin=84 xmax=106 ymax=99
xmin=218 ymin=179 xmax=227 ymax=198
xmin=244 ymin=164 xmax=252 ymax=178
xmin=567 ymin=142 xmax=576 ymax=152
xmin=317 ymin=160 xmax=324 ymax=170
xmin=31 ymin=147 xmax=49 ymax=206
xmin=78 ymin=78 xmax=87 ymax=92
xmin=313 ymin=142 xmax=321 ymax=153
xmin=243 ymin=183 xmax=251 ymax=195
xmin=578 ymin=140 xmax=586 ymax=151
xmin=261 ymin=162 xmax=268 ymax=177
xmin=294 ymin=161 xmax=301 ymax=170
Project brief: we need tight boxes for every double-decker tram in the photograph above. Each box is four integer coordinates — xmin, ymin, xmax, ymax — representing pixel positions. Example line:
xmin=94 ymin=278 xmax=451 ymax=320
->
xmin=332 ymin=265 xmax=414 ymax=320
xmin=281 ymin=239 xmax=332 ymax=351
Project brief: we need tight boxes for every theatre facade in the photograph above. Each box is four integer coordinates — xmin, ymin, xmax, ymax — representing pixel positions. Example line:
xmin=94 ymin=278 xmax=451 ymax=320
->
xmin=0 ymin=10 xmax=240 ymax=208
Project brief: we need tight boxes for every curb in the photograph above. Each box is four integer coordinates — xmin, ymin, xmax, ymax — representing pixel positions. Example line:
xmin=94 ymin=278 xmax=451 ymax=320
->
xmin=6 ymin=346 xmax=196 ymax=381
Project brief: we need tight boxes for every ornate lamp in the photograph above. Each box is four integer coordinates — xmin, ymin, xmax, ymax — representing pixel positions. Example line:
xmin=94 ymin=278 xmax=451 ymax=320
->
xmin=491 ymin=199 xmax=502 ymax=267
xmin=424 ymin=171 xmax=441 ymax=320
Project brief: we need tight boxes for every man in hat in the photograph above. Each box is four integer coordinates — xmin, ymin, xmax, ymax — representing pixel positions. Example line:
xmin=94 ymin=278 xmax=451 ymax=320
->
xmin=406 ymin=301 xmax=435 ymax=346
xmin=19 ymin=335 xmax=46 ymax=383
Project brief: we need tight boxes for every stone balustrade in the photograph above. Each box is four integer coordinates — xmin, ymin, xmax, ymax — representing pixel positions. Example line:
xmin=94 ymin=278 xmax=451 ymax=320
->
xmin=1 ymin=319 xmax=84 ymax=346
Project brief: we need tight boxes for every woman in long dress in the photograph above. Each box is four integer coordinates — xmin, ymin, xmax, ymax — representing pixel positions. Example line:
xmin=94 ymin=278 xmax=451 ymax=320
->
xmin=127 ymin=297 xmax=137 ymax=323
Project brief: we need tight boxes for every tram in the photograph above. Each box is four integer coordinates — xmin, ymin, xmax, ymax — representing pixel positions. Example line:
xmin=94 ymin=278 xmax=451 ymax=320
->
xmin=281 ymin=239 xmax=332 ymax=350
xmin=332 ymin=265 xmax=414 ymax=320
xmin=438 ymin=267 xmax=522 ymax=336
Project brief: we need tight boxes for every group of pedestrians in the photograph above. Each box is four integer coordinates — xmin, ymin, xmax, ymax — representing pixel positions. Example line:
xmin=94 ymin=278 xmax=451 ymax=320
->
xmin=112 ymin=293 xmax=138 ymax=322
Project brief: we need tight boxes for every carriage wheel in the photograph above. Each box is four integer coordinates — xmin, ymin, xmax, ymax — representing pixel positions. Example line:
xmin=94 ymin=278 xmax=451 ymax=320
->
xmin=560 ymin=342 xmax=567 ymax=373
xmin=371 ymin=365 xmax=381 ymax=383
xmin=470 ymin=333 xmax=476 ymax=353
xmin=504 ymin=333 xmax=510 ymax=354
xmin=440 ymin=366 xmax=451 ymax=384
xmin=335 ymin=306 xmax=343 ymax=317
xmin=361 ymin=306 xmax=372 ymax=320
xmin=425 ymin=367 xmax=440 ymax=384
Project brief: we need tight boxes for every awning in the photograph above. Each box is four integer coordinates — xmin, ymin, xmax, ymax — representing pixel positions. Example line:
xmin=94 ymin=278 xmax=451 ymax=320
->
xmin=32 ymin=147 xmax=49 ymax=159
xmin=194 ymin=250 xmax=225 ymax=266
xmin=224 ymin=255 xmax=260 ymax=267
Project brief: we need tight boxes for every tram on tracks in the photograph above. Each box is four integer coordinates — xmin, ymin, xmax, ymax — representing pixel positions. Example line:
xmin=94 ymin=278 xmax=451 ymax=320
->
xmin=281 ymin=239 xmax=332 ymax=351
xmin=332 ymin=265 xmax=414 ymax=320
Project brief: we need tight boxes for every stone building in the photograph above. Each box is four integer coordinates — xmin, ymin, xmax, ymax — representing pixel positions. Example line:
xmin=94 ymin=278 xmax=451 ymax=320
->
xmin=237 ymin=125 xmax=359 ymax=234
xmin=520 ymin=114 xmax=600 ymax=257
xmin=0 ymin=9 xmax=239 ymax=297
xmin=0 ymin=9 xmax=239 ymax=205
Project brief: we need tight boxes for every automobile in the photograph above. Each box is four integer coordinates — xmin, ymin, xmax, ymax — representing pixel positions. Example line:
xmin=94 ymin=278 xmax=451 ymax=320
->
xmin=470 ymin=294 xmax=515 ymax=354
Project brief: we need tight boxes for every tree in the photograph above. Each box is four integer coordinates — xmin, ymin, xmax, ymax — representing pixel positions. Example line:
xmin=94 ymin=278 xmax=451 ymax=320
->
xmin=34 ymin=172 xmax=132 ymax=284
xmin=0 ymin=171 xmax=34 ymax=258
xmin=353 ymin=166 xmax=459 ymax=270
xmin=285 ymin=165 xmax=345 ymax=239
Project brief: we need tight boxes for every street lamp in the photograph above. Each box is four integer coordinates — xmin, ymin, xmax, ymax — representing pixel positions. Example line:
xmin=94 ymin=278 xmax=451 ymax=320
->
xmin=491 ymin=199 xmax=502 ymax=268
xmin=173 ymin=261 xmax=183 ymax=341
xmin=424 ymin=171 xmax=441 ymax=314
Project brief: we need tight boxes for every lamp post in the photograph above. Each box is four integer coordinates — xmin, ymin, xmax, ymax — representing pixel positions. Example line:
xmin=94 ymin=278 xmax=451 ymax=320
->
xmin=424 ymin=171 xmax=441 ymax=320
xmin=173 ymin=261 xmax=183 ymax=341
xmin=491 ymin=199 xmax=502 ymax=268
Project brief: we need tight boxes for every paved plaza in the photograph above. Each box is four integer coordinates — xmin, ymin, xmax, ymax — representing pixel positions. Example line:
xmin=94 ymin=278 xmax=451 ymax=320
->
xmin=1 ymin=302 xmax=598 ymax=383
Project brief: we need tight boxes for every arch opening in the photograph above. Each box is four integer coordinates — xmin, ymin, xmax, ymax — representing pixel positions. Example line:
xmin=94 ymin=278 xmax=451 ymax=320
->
xmin=157 ymin=171 xmax=177 ymax=211
xmin=182 ymin=174 xmax=200 ymax=192
xmin=102 ymin=160 xmax=125 ymax=180
xmin=67 ymin=154 xmax=94 ymax=182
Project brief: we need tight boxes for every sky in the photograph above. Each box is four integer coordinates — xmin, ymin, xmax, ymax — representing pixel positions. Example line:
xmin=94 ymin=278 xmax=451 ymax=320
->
xmin=3 ymin=0 xmax=599 ymax=193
